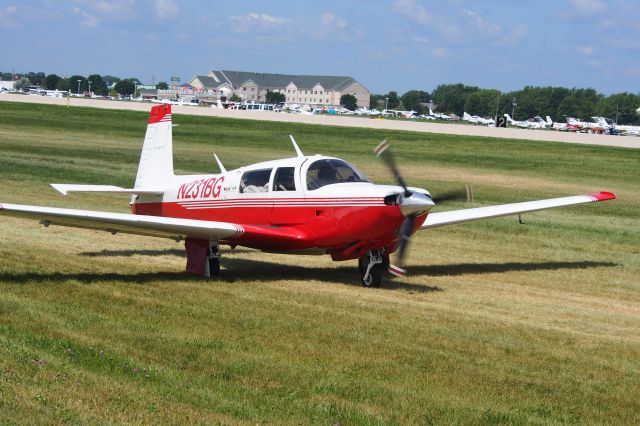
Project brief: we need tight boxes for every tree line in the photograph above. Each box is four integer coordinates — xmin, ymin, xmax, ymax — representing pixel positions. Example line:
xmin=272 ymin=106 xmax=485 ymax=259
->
xmin=2 ymin=71 xmax=169 ymax=97
xmin=370 ymin=84 xmax=640 ymax=125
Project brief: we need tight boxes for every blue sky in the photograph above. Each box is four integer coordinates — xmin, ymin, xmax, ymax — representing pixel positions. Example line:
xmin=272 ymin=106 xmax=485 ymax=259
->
xmin=1 ymin=0 xmax=638 ymax=94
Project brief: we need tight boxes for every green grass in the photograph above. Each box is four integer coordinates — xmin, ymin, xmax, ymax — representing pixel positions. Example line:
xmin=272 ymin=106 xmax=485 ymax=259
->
xmin=1 ymin=101 xmax=639 ymax=424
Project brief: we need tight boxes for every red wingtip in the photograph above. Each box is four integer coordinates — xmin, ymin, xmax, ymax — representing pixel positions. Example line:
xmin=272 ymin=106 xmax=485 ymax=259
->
xmin=148 ymin=104 xmax=172 ymax=124
xmin=589 ymin=191 xmax=616 ymax=201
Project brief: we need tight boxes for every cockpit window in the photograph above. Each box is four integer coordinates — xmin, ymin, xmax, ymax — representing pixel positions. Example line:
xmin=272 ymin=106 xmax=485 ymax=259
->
xmin=306 ymin=159 xmax=370 ymax=190
xmin=273 ymin=167 xmax=296 ymax=191
xmin=240 ymin=168 xmax=272 ymax=193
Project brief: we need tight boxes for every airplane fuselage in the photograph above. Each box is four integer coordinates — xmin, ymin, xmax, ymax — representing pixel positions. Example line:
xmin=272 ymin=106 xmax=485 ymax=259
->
xmin=131 ymin=155 xmax=429 ymax=260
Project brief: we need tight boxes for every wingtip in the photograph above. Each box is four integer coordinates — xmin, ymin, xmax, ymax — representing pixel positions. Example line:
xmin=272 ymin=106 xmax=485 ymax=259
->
xmin=589 ymin=191 xmax=616 ymax=201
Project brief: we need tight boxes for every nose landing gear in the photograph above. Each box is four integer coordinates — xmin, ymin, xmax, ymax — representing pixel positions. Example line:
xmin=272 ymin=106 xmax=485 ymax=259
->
xmin=358 ymin=249 xmax=389 ymax=287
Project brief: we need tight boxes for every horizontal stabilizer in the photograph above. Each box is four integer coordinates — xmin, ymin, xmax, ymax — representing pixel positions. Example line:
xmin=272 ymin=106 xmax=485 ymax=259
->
xmin=51 ymin=184 xmax=164 ymax=196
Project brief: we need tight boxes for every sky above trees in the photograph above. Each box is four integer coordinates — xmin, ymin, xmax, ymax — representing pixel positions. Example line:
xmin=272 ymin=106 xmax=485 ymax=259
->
xmin=0 ymin=0 xmax=638 ymax=94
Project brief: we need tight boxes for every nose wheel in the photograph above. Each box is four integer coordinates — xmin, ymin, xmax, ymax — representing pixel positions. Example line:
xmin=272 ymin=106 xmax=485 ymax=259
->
xmin=359 ymin=250 xmax=389 ymax=287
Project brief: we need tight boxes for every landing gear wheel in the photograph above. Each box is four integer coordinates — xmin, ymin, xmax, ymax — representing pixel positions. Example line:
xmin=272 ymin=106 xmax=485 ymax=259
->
xmin=359 ymin=250 xmax=388 ymax=288
xmin=362 ymin=263 xmax=382 ymax=287
xmin=208 ymin=256 xmax=220 ymax=276
xmin=206 ymin=243 xmax=221 ymax=278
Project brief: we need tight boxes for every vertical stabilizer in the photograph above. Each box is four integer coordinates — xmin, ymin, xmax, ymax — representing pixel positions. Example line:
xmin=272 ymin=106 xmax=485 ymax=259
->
xmin=135 ymin=104 xmax=174 ymax=188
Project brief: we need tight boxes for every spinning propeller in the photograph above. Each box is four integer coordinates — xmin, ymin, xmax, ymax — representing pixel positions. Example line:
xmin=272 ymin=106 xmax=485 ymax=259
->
xmin=374 ymin=140 xmax=471 ymax=276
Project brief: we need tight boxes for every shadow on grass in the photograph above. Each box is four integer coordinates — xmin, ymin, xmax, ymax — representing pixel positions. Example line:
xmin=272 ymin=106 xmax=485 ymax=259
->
xmin=0 ymin=260 xmax=616 ymax=292
xmin=410 ymin=260 xmax=618 ymax=276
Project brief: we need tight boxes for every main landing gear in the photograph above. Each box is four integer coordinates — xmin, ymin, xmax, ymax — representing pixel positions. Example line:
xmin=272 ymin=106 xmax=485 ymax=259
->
xmin=185 ymin=238 xmax=221 ymax=278
xmin=205 ymin=242 xmax=221 ymax=278
xmin=358 ymin=249 xmax=390 ymax=287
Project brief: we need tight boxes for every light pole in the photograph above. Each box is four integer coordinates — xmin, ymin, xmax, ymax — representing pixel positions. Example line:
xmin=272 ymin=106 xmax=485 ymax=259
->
xmin=385 ymin=97 xmax=389 ymax=111
xmin=511 ymin=97 xmax=517 ymax=119
xmin=88 ymin=80 xmax=92 ymax=95
xmin=76 ymin=79 xmax=81 ymax=95
xmin=134 ymin=83 xmax=138 ymax=100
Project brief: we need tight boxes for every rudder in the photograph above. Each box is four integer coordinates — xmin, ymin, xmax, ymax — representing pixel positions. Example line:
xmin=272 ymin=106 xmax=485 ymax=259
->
xmin=135 ymin=104 xmax=174 ymax=188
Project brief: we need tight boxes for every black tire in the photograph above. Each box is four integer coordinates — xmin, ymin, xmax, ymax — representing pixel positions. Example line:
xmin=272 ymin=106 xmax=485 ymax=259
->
xmin=381 ymin=254 xmax=390 ymax=272
xmin=358 ymin=257 xmax=366 ymax=275
xmin=208 ymin=256 xmax=220 ymax=277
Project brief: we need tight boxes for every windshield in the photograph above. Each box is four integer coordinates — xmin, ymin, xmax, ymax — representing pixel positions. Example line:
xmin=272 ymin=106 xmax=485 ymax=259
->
xmin=306 ymin=159 xmax=370 ymax=190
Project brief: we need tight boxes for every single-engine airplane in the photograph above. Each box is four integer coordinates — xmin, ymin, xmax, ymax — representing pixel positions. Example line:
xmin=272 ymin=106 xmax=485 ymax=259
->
xmin=0 ymin=104 xmax=616 ymax=286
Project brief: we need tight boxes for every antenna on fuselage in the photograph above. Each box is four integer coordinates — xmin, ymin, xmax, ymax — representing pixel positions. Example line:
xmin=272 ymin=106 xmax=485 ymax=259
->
xmin=213 ymin=153 xmax=227 ymax=173
xmin=289 ymin=135 xmax=304 ymax=157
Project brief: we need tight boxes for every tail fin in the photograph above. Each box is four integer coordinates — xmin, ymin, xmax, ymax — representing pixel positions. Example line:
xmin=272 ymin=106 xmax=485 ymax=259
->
xmin=135 ymin=104 xmax=174 ymax=188
xmin=546 ymin=116 xmax=553 ymax=125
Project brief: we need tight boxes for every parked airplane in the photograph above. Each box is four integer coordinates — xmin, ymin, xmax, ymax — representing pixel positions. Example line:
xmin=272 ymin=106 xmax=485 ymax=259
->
xmin=428 ymin=108 xmax=452 ymax=121
xmin=566 ymin=116 xmax=608 ymax=133
xmin=504 ymin=113 xmax=533 ymax=129
xmin=0 ymin=105 xmax=616 ymax=287
xmin=463 ymin=112 xmax=495 ymax=126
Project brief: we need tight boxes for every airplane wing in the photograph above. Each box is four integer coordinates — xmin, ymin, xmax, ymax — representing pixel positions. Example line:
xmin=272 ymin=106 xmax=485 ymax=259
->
xmin=0 ymin=203 xmax=243 ymax=241
xmin=422 ymin=192 xmax=615 ymax=229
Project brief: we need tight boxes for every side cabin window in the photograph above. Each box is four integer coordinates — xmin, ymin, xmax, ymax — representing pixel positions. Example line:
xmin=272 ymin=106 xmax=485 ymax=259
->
xmin=306 ymin=159 xmax=370 ymax=190
xmin=240 ymin=168 xmax=272 ymax=193
xmin=273 ymin=167 xmax=296 ymax=191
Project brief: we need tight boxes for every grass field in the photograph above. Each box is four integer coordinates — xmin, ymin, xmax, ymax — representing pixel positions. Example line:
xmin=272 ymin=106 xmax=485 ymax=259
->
xmin=1 ymin=101 xmax=639 ymax=425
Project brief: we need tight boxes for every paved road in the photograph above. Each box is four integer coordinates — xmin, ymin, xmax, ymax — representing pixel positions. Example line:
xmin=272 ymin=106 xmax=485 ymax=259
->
xmin=3 ymin=93 xmax=639 ymax=149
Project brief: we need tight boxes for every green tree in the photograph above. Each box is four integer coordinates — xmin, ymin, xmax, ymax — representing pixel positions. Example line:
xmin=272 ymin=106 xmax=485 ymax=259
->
xmin=556 ymin=88 xmax=601 ymax=121
xmin=114 ymin=80 xmax=135 ymax=96
xmin=340 ymin=94 xmax=358 ymax=111
xmin=370 ymin=94 xmax=385 ymax=110
xmin=385 ymin=91 xmax=400 ymax=109
xmin=401 ymin=90 xmax=429 ymax=114
xmin=86 ymin=74 xmax=107 ymax=95
xmin=14 ymin=77 xmax=30 ymax=91
xmin=464 ymin=89 xmax=501 ymax=117
xmin=432 ymin=83 xmax=479 ymax=116
xmin=156 ymin=81 xmax=169 ymax=90
xmin=103 ymin=75 xmax=121 ymax=86
xmin=266 ymin=91 xmax=286 ymax=104
xmin=229 ymin=93 xmax=241 ymax=102
xmin=55 ymin=78 xmax=71 ymax=92
xmin=44 ymin=74 xmax=61 ymax=90
xmin=25 ymin=72 xmax=45 ymax=86
xmin=69 ymin=75 xmax=88 ymax=94
xmin=596 ymin=92 xmax=640 ymax=125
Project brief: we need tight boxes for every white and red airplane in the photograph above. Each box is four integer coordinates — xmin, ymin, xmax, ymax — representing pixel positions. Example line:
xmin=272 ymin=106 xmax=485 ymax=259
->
xmin=0 ymin=104 xmax=616 ymax=286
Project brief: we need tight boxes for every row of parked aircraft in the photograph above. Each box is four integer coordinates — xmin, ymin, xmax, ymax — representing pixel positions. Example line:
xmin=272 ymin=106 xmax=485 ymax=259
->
xmin=462 ymin=112 xmax=640 ymax=136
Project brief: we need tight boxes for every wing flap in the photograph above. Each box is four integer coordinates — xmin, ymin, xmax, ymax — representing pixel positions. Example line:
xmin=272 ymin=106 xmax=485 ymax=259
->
xmin=50 ymin=184 xmax=164 ymax=196
xmin=422 ymin=192 xmax=615 ymax=229
xmin=0 ymin=203 xmax=242 ymax=241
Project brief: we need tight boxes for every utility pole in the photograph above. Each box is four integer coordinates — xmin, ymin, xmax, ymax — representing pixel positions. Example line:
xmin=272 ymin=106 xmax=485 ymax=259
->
xmin=512 ymin=97 xmax=517 ymax=120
